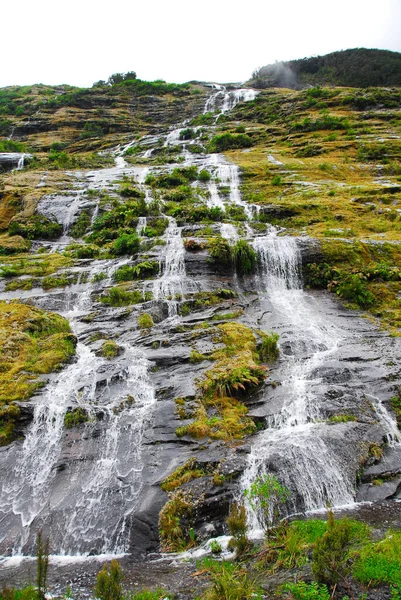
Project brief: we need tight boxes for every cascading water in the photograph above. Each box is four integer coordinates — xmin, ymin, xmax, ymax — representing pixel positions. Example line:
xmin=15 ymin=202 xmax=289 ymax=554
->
xmin=241 ymin=229 xmax=401 ymax=529
xmin=240 ymin=231 xmax=354 ymax=528
xmin=152 ymin=216 xmax=187 ymax=317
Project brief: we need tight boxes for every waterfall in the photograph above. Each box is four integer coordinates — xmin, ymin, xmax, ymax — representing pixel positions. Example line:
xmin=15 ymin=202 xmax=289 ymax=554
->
xmin=240 ymin=231 xmax=356 ymax=528
xmin=152 ymin=216 xmax=186 ymax=317
xmin=0 ymin=252 xmax=157 ymax=556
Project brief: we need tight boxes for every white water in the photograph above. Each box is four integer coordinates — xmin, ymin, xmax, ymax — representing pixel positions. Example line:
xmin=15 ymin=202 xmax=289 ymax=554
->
xmin=0 ymin=251 xmax=157 ymax=555
xmin=152 ymin=216 xmax=187 ymax=317
xmin=241 ymin=232 xmax=353 ymax=528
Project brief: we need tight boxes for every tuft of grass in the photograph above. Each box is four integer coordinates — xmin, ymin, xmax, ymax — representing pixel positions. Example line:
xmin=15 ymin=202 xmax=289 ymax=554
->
xmin=353 ymin=530 xmax=401 ymax=590
xmin=161 ymin=458 xmax=207 ymax=492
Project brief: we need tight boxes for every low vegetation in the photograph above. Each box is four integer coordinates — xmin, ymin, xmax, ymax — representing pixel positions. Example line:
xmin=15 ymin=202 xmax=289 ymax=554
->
xmin=0 ymin=301 xmax=76 ymax=444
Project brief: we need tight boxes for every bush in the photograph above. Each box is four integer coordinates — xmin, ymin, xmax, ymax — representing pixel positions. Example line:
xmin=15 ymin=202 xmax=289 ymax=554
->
xmin=114 ymin=261 xmax=158 ymax=281
xmin=226 ymin=502 xmax=250 ymax=557
xmin=232 ymin=240 xmax=257 ymax=275
xmin=312 ymin=511 xmax=356 ymax=586
xmin=198 ymin=169 xmax=211 ymax=182
xmin=94 ymin=559 xmax=123 ymax=600
xmin=138 ymin=313 xmax=154 ymax=329
xmin=335 ymin=273 xmax=374 ymax=307
xmin=244 ymin=474 xmax=290 ymax=529
xmin=112 ymin=233 xmax=140 ymax=255
xmin=208 ymin=132 xmax=253 ymax=152
xmin=9 ymin=216 xmax=62 ymax=240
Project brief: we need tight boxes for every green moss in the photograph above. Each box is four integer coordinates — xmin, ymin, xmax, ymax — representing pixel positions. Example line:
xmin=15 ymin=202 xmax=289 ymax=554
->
xmin=100 ymin=287 xmax=151 ymax=306
xmin=328 ymin=414 xmax=357 ymax=423
xmin=64 ymin=407 xmax=89 ymax=429
xmin=0 ymin=301 xmax=76 ymax=440
xmin=137 ymin=313 xmax=154 ymax=329
xmin=99 ymin=340 xmax=120 ymax=359
xmin=161 ymin=458 xmax=207 ymax=492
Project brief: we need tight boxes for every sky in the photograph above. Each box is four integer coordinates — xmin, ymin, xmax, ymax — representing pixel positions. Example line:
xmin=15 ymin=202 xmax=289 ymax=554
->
xmin=2 ymin=0 xmax=401 ymax=88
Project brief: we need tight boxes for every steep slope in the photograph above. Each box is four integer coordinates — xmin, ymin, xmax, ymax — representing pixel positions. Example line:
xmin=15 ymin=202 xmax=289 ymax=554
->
xmin=0 ymin=80 xmax=401 ymax=596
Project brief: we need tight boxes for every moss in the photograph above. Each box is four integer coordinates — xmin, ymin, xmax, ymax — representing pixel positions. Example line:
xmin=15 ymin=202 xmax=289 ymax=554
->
xmin=64 ymin=407 xmax=89 ymax=428
xmin=328 ymin=414 xmax=357 ymax=423
xmin=99 ymin=340 xmax=120 ymax=359
xmin=176 ymin=323 xmax=269 ymax=441
xmin=100 ymin=287 xmax=152 ymax=306
xmin=0 ymin=234 xmax=31 ymax=255
xmin=0 ymin=252 xmax=72 ymax=277
xmin=0 ymin=301 xmax=76 ymax=441
xmin=161 ymin=458 xmax=207 ymax=492
xmin=137 ymin=313 xmax=154 ymax=329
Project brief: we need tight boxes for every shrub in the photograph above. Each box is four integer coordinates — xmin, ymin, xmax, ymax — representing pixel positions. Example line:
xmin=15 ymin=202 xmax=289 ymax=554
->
xmin=244 ymin=474 xmax=290 ymax=529
xmin=312 ymin=511 xmax=359 ymax=586
xmin=232 ymin=240 xmax=257 ymax=275
xmin=226 ymin=502 xmax=250 ymax=557
xmin=94 ymin=559 xmax=123 ymax=600
xmin=198 ymin=169 xmax=211 ymax=182
xmin=112 ymin=233 xmax=140 ymax=256
xmin=138 ymin=313 xmax=154 ymax=329
xmin=9 ymin=216 xmax=62 ymax=240
xmin=158 ymin=490 xmax=195 ymax=551
xmin=208 ymin=133 xmax=253 ymax=152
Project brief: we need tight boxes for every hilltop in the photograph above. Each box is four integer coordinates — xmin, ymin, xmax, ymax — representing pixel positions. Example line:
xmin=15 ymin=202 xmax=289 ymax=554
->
xmin=250 ymin=48 xmax=401 ymax=88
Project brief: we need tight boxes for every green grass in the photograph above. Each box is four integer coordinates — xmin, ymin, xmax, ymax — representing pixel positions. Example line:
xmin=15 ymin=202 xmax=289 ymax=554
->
xmin=353 ymin=530 xmax=401 ymax=590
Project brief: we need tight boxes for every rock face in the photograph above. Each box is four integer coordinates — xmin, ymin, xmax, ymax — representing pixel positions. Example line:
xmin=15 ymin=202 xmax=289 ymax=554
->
xmin=0 ymin=85 xmax=401 ymax=564
xmin=0 ymin=153 xmax=32 ymax=171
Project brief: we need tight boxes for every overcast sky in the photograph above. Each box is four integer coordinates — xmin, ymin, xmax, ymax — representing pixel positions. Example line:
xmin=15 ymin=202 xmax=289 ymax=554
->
xmin=2 ymin=0 xmax=401 ymax=88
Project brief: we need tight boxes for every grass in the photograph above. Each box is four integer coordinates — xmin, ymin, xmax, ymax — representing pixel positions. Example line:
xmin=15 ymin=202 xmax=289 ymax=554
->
xmin=353 ymin=530 xmax=401 ymax=590
xmin=176 ymin=323 xmax=268 ymax=441
xmin=160 ymin=458 xmax=207 ymax=492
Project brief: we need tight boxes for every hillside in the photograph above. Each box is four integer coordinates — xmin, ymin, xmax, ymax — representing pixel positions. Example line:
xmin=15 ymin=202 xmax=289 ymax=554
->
xmin=1 ymin=77 xmax=401 ymax=599
xmin=250 ymin=48 xmax=401 ymax=88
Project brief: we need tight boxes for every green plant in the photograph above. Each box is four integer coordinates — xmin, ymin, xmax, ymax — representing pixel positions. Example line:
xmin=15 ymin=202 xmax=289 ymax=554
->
xmin=232 ymin=240 xmax=257 ymax=275
xmin=137 ymin=313 xmax=154 ymax=329
xmin=284 ymin=581 xmax=330 ymax=600
xmin=100 ymin=340 xmax=119 ymax=359
xmin=158 ymin=490 xmax=195 ymax=551
xmin=312 ymin=511 xmax=362 ymax=587
xmin=328 ymin=414 xmax=356 ymax=423
xmin=244 ymin=474 xmax=290 ymax=529
xmin=210 ymin=540 xmax=223 ymax=554
xmin=94 ymin=559 xmax=123 ymax=600
xmin=208 ymin=237 xmax=233 ymax=268
xmin=36 ymin=530 xmax=49 ymax=600
xmin=226 ymin=501 xmax=250 ymax=557
xmin=64 ymin=408 xmax=88 ymax=428
xmin=201 ymin=558 xmax=261 ymax=600
xmin=112 ymin=234 xmax=140 ymax=256
xmin=259 ymin=332 xmax=279 ymax=361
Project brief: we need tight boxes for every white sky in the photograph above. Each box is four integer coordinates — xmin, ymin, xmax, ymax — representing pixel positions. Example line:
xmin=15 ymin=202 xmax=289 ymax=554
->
xmin=2 ymin=0 xmax=401 ymax=88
